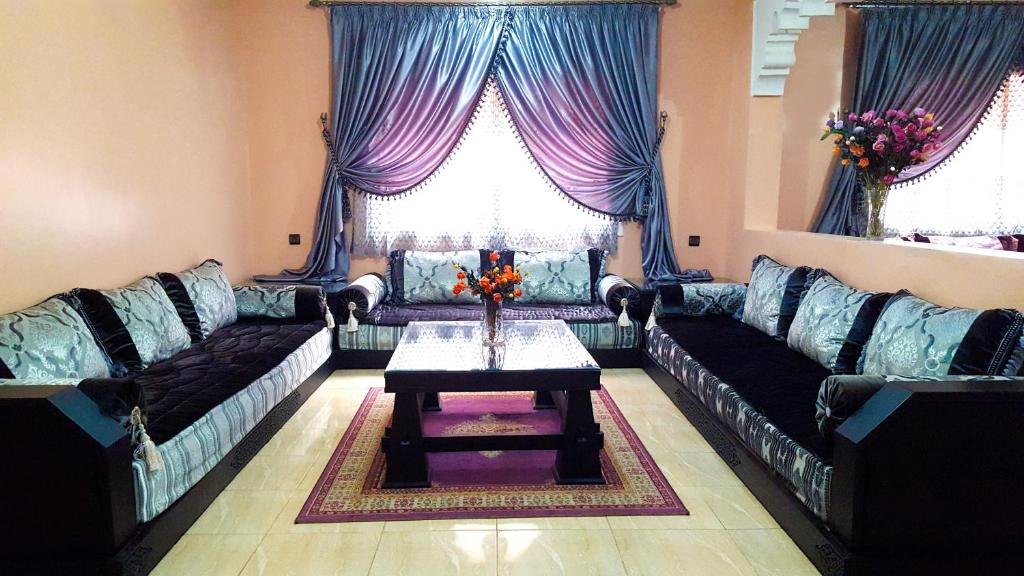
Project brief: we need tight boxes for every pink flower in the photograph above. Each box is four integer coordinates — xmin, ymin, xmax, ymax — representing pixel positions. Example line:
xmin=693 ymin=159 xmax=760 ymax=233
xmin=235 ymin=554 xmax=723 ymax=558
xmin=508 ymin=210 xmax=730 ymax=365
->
xmin=910 ymin=150 xmax=921 ymax=159
xmin=862 ymin=110 xmax=877 ymax=122
xmin=848 ymin=112 xmax=859 ymax=123
xmin=873 ymin=141 xmax=886 ymax=153
xmin=883 ymin=174 xmax=896 ymax=185
xmin=873 ymin=118 xmax=885 ymax=127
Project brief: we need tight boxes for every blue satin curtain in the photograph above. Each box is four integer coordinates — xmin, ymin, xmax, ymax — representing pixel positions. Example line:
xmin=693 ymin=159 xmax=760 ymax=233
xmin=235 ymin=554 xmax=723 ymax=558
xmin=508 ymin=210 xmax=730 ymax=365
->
xmin=813 ymin=5 xmax=1024 ymax=236
xmin=260 ymin=4 xmax=693 ymax=284
xmin=497 ymin=5 xmax=685 ymax=281
xmin=256 ymin=5 xmax=505 ymax=283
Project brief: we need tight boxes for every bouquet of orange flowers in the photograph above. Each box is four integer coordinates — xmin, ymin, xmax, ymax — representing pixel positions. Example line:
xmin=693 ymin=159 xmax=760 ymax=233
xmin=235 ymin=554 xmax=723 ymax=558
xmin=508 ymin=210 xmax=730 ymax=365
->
xmin=452 ymin=251 xmax=525 ymax=303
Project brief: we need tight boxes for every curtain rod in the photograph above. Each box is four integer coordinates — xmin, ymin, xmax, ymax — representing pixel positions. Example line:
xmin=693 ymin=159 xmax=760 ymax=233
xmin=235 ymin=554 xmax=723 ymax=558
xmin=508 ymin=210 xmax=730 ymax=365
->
xmin=309 ymin=0 xmax=677 ymax=7
xmin=845 ymin=1 xmax=1024 ymax=6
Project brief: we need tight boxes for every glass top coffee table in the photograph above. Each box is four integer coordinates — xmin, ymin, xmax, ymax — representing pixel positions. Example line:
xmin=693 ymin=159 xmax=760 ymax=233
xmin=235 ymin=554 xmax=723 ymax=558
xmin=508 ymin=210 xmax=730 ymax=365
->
xmin=382 ymin=320 xmax=604 ymax=488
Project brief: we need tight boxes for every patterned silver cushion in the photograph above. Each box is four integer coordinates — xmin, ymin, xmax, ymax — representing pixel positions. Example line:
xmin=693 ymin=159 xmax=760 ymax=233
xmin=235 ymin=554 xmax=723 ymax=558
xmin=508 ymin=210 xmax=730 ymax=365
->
xmin=787 ymin=276 xmax=890 ymax=373
xmin=861 ymin=293 xmax=1024 ymax=377
xmin=514 ymin=250 xmax=596 ymax=305
xmin=100 ymin=278 xmax=191 ymax=369
xmin=160 ymin=260 xmax=237 ymax=340
xmin=741 ymin=255 xmax=812 ymax=339
xmin=388 ymin=250 xmax=481 ymax=305
xmin=233 ymin=285 xmax=297 ymax=319
xmin=0 ymin=298 xmax=111 ymax=379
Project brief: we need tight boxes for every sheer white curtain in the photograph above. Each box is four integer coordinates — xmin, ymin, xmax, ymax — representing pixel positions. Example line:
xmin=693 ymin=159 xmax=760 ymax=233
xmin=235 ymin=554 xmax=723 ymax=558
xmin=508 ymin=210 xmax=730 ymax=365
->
xmin=350 ymin=78 xmax=619 ymax=256
xmin=885 ymin=70 xmax=1024 ymax=237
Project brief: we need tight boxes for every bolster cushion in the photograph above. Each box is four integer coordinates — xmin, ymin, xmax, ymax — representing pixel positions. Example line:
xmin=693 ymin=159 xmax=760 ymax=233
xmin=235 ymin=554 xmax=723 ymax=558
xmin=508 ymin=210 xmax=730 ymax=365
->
xmin=233 ymin=285 xmax=326 ymax=322
xmin=336 ymin=273 xmax=388 ymax=321
xmin=597 ymin=275 xmax=640 ymax=317
xmin=815 ymin=374 xmax=887 ymax=441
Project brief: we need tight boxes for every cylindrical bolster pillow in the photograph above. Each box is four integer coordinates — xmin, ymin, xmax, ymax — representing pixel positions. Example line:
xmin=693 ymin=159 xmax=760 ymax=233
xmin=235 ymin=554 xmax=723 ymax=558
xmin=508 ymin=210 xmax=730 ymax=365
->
xmin=233 ymin=285 xmax=326 ymax=322
xmin=655 ymin=283 xmax=747 ymax=318
xmin=597 ymin=275 xmax=640 ymax=317
xmin=815 ymin=375 xmax=888 ymax=441
xmin=78 ymin=377 xmax=147 ymax=424
xmin=334 ymin=273 xmax=387 ymax=322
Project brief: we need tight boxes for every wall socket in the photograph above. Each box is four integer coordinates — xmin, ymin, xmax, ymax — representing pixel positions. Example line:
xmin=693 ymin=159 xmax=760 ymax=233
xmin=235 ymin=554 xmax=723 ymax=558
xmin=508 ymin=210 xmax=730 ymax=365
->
xmin=288 ymin=234 xmax=301 ymax=246
xmin=688 ymin=235 xmax=701 ymax=247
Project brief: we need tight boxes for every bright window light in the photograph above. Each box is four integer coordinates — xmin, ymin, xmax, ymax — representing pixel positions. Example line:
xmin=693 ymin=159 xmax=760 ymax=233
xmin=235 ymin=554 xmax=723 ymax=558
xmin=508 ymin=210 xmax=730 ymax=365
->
xmin=885 ymin=70 xmax=1024 ymax=237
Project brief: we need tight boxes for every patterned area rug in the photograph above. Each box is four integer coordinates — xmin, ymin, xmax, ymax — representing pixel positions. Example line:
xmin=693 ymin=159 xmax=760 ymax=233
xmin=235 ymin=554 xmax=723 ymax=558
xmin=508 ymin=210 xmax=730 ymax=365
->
xmin=297 ymin=388 xmax=687 ymax=523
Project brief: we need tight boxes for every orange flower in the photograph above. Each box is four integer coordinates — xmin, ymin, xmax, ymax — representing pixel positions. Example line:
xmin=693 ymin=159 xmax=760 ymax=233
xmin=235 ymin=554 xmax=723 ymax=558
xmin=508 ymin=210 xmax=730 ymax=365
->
xmin=503 ymin=264 xmax=513 ymax=274
xmin=479 ymin=277 xmax=490 ymax=288
xmin=857 ymin=157 xmax=870 ymax=168
xmin=513 ymin=288 xmax=522 ymax=298
xmin=452 ymin=282 xmax=465 ymax=295
xmin=493 ymin=293 xmax=503 ymax=303
xmin=849 ymin=144 xmax=865 ymax=157
xmin=840 ymin=159 xmax=850 ymax=166
xmin=456 ymin=271 xmax=466 ymax=279
xmin=488 ymin=251 xmax=500 ymax=262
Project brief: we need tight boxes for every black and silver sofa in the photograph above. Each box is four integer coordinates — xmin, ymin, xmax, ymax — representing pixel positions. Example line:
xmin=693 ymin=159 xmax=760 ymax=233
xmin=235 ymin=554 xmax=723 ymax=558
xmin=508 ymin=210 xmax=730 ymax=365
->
xmin=0 ymin=260 xmax=335 ymax=575
xmin=643 ymin=255 xmax=1024 ymax=576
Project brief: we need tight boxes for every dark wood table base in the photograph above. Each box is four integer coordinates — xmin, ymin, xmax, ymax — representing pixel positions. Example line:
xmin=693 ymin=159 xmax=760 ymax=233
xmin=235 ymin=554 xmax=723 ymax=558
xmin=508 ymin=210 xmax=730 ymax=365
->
xmin=381 ymin=389 xmax=605 ymax=489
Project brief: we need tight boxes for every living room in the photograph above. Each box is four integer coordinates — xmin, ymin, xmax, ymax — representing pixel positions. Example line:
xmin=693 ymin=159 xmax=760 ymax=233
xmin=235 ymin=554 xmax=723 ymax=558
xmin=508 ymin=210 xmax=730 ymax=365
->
xmin=1 ymin=1 xmax=1022 ymax=575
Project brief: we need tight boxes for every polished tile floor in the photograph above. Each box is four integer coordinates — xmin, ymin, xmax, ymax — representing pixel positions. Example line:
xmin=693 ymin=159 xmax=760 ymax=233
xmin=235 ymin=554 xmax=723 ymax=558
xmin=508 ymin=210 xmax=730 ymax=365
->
xmin=153 ymin=369 xmax=819 ymax=576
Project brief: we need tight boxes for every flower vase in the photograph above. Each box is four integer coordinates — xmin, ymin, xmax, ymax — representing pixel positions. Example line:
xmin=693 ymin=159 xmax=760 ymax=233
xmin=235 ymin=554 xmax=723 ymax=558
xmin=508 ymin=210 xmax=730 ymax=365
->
xmin=482 ymin=298 xmax=504 ymax=347
xmin=862 ymin=178 xmax=890 ymax=241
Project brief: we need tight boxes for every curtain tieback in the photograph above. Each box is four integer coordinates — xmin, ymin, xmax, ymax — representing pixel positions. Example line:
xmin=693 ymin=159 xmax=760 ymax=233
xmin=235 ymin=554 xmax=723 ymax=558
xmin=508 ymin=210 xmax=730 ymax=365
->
xmin=320 ymin=112 xmax=351 ymax=222
xmin=639 ymin=111 xmax=669 ymax=219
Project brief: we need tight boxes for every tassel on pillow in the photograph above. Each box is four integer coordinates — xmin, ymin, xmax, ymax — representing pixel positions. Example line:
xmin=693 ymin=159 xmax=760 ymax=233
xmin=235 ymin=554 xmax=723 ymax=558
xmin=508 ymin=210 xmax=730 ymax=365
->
xmin=618 ymin=298 xmax=631 ymax=328
xmin=346 ymin=301 xmax=359 ymax=333
xmin=325 ymin=308 xmax=336 ymax=329
xmin=130 ymin=406 xmax=163 ymax=473
xmin=645 ymin=310 xmax=657 ymax=331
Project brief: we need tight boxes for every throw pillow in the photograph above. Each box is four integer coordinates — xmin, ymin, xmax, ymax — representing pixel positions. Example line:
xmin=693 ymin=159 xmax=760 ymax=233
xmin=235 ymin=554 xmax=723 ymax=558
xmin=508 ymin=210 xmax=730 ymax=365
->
xmin=513 ymin=249 xmax=606 ymax=305
xmin=387 ymin=250 xmax=483 ymax=305
xmin=98 ymin=277 xmax=192 ymax=369
xmin=0 ymin=297 xmax=112 ymax=380
xmin=861 ymin=292 xmax=1024 ymax=377
xmin=741 ymin=255 xmax=813 ymax=339
xmin=787 ymin=275 xmax=893 ymax=373
xmin=158 ymin=259 xmax=237 ymax=342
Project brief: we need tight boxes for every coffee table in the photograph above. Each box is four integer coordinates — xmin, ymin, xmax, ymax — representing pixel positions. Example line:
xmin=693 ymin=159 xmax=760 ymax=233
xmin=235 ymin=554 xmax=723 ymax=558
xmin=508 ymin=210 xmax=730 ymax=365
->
xmin=381 ymin=320 xmax=604 ymax=489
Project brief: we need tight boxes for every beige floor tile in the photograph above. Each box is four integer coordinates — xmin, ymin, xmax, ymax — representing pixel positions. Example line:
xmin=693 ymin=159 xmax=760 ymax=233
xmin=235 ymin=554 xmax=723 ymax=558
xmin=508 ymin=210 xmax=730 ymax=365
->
xmin=188 ymin=490 xmax=291 ymax=535
xmin=384 ymin=518 xmax=498 ymax=532
xmin=629 ymin=422 xmax=715 ymax=455
xmin=497 ymin=516 xmax=610 ymax=531
xmin=613 ymin=529 xmax=757 ymax=576
xmin=239 ymin=532 xmax=380 ymax=576
xmin=698 ymin=486 xmax=780 ymax=530
xmin=654 ymin=451 xmax=743 ymax=488
xmin=323 ymin=369 xmax=385 ymax=388
xmin=258 ymin=423 xmax=342 ymax=457
xmin=226 ymin=454 xmax=318 ymax=491
xmin=152 ymin=534 xmax=262 ymax=576
xmin=498 ymin=530 xmax=626 ymax=576
xmin=268 ymin=490 xmax=386 ymax=535
xmin=605 ymin=487 xmax=722 ymax=530
xmin=369 ymin=531 xmax=498 ymax=576
xmin=728 ymin=529 xmax=818 ymax=576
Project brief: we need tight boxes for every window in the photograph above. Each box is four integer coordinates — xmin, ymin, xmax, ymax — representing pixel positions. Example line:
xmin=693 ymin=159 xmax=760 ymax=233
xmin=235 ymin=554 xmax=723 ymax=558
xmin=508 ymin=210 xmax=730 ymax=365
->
xmin=885 ymin=69 xmax=1024 ymax=237
xmin=350 ymin=78 xmax=619 ymax=256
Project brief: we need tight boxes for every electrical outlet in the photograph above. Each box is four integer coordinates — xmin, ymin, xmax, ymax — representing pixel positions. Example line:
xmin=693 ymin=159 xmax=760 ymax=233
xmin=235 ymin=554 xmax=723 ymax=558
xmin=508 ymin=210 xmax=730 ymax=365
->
xmin=688 ymin=235 xmax=701 ymax=247
xmin=288 ymin=234 xmax=301 ymax=246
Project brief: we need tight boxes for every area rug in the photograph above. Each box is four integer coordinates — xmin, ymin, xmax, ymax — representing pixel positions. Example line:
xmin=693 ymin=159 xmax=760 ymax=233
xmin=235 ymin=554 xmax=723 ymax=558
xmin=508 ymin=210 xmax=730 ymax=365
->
xmin=297 ymin=388 xmax=687 ymax=523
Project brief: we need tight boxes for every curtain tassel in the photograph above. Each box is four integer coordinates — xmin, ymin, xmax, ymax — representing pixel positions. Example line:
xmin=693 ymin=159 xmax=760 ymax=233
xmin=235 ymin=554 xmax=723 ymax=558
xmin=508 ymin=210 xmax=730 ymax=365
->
xmin=130 ymin=406 xmax=163 ymax=473
xmin=346 ymin=301 xmax=359 ymax=333
xmin=618 ymin=298 xmax=632 ymax=328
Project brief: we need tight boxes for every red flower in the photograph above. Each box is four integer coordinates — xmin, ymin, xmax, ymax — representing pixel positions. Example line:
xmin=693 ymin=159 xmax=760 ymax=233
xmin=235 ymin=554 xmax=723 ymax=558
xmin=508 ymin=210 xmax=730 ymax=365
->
xmin=488 ymin=251 xmax=500 ymax=262
xmin=456 ymin=271 xmax=466 ymax=279
xmin=493 ymin=293 xmax=503 ymax=303
xmin=513 ymin=288 xmax=522 ymax=298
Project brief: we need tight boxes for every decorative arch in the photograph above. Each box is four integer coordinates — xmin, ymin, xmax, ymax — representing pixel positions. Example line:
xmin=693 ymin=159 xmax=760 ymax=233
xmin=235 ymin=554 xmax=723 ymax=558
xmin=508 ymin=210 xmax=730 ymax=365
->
xmin=751 ymin=0 xmax=837 ymax=96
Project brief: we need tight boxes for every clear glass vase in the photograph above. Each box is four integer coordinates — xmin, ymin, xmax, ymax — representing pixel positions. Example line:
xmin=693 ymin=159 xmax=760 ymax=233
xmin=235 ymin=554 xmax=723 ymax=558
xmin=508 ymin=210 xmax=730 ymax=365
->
xmin=482 ymin=298 xmax=504 ymax=347
xmin=862 ymin=177 xmax=890 ymax=241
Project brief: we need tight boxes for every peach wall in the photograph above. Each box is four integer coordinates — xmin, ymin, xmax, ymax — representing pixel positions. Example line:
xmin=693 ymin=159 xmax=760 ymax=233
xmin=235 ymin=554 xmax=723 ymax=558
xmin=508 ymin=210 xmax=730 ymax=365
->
xmin=235 ymin=0 xmax=753 ymax=282
xmin=0 ymin=0 xmax=255 ymax=313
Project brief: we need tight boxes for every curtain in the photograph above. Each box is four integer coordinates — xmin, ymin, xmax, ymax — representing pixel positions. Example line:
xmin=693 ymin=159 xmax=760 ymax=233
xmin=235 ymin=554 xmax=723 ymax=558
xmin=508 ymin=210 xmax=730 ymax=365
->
xmin=256 ymin=5 xmax=506 ymax=283
xmin=260 ymin=4 xmax=694 ymax=284
xmin=351 ymin=79 xmax=619 ymax=256
xmin=497 ymin=4 xmax=685 ymax=281
xmin=812 ymin=5 xmax=1024 ymax=237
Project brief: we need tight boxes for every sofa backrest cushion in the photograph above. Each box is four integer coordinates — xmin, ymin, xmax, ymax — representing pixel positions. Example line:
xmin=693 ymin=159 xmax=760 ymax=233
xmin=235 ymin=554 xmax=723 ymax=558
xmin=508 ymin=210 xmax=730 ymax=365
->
xmin=157 ymin=259 xmax=237 ymax=342
xmin=512 ymin=249 xmax=606 ymax=305
xmin=0 ymin=297 xmax=112 ymax=380
xmin=787 ymin=275 xmax=893 ymax=373
xmin=861 ymin=292 xmax=1024 ymax=377
xmin=96 ymin=277 xmax=192 ymax=369
xmin=741 ymin=255 xmax=813 ymax=339
xmin=387 ymin=250 xmax=483 ymax=305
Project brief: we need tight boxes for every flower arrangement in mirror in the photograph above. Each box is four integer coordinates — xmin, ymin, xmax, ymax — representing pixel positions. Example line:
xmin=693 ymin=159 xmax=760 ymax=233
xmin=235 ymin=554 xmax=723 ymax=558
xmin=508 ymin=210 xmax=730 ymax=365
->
xmin=452 ymin=251 xmax=526 ymax=346
xmin=822 ymin=108 xmax=944 ymax=240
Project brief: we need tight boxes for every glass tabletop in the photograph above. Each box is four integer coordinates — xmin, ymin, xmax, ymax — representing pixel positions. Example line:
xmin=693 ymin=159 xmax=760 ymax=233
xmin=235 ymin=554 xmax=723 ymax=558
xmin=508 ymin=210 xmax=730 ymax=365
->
xmin=385 ymin=320 xmax=599 ymax=373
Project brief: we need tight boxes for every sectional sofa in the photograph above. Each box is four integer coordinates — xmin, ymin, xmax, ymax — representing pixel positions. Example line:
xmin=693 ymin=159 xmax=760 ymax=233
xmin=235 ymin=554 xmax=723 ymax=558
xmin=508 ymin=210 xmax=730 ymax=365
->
xmin=643 ymin=255 xmax=1024 ymax=576
xmin=0 ymin=260 xmax=334 ymax=575
xmin=332 ymin=249 xmax=645 ymax=367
